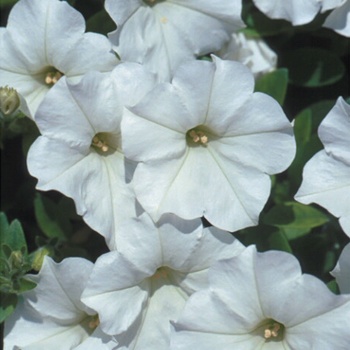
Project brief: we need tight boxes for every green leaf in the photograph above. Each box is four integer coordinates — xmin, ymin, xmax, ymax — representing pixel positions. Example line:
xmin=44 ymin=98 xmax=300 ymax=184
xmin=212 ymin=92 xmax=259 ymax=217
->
xmin=263 ymin=202 xmax=329 ymax=240
xmin=255 ymin=69 xmax=289 ymax=105
xmin=0 ymin=293 xmax=17 ymax=323
xmin=18 ymin=277 xmax=36 ymax=293
xmin=281 ymin=48 xmax=345 ymax=87
xmin=327 ymin=280 xmax=339 ymax=294
xmin=1 ymin=219 xmax=27 ymax=254
xmin=34 ymin=193 xmax=70 ymax=239
xmin=242 ymin=3 xmax=292 ymax=37
xmin=239 ymin=224 xmax=292 ymax=253
xmin=86 ymin=9 xmax=116 ymax=35
xmin=0 ymin=0 xmax=19 ymax=6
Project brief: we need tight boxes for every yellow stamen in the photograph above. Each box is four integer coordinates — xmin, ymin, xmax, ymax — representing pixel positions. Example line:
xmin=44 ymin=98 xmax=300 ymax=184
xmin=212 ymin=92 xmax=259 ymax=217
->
xmin=189 ymin=129 xmax=208 ymax=145
xmin=92 ymin=135 xmax=109 ymax=153
xmin=45 ymin=71 xmax=63 ymax=85
xmin=88 ymin=315 xmax=100 ymax=329
xmin=264 ymin=322 xmax=281 ymax=339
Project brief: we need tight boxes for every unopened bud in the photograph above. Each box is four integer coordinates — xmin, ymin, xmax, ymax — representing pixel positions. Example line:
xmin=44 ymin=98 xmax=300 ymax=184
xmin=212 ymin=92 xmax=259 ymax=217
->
xmin=31 ymin=247 xmax=51 ymax=271
xmin=9 ymin=250 xmax=24 ymax=269
xmin=0 ymin=86 xmax=21 ymax=116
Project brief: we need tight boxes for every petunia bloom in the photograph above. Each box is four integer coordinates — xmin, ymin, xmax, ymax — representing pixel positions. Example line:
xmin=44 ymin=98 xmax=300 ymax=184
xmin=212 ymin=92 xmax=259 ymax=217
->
xmin=252 ymin=0 xmax=322 ymax=25
xmin=323 ymin=0 xmax=350 ymax=37
xmin=171 ymin=245 xmax=350 ymax=350
xmin=4 ymin=256 xmax=116 ymax=350
xmin=105 ymin=0 xmax=245 ymax=81
xmin=295 ymin=97 xmax=350 ymax=237
xmin=81 ymin=213 xmax=244 ymax=349
xmin=0 ymin=0 xmax=118 ymax=117
xmin=121 ymin=57 xmax=295 ymax=232
xmin=27 ymin=63 xmax=156 ymax=248
xmin=331 ymin=242 xmax=350 ymax=293
xmin=216 ymin=32 xmax=277 ymax=79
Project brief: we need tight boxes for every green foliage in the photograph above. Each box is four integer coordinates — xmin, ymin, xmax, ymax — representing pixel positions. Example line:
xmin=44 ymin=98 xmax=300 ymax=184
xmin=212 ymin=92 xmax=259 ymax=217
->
xmin=34 ymin=193 xmax=72 ymax=239
xmin=281 ymin=48 xmax=345 ymax=87
xmin=0 ymin=213 xmax=36 ymax=322
xmin=0 ymin=0 xmax=18 ymax=6
xmin=255 ymin=69 xmax=289 ymax=105
xmin=242 ymin=2 xmax=292 ymax=37
xmin=263 ymin=202 xmax=329 ymax=240
xmin=86 ymin=9 xmax=116 ymax=35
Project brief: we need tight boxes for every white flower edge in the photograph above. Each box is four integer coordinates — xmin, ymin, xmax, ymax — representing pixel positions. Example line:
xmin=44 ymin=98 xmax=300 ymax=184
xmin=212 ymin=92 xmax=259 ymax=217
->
xmin=295 ymin=97 xmax=350 ymax=237
xmin=252 ymin=0 xmax=322 ymax=25
xmin=170 ymin=245 xmax=350 ymax=350
xmin=81 ymin=212 xmax=244 ymax=349
xmin=331 ymin=242 xmax=350 ymax=294
xmin=0 ymin=0 xmax=118 ymax=116
xmin=27 ymin=63 xmax=156 ymax=248
xmin=323 ymin=0 xmax=350 ymax=37
xmin=121 ymin=56 xmax=295 ymax=231
xmin=216 ymin=32 xmax=277 ymax=79
xmin=105 ymin=0 xmax=245 ymax=81
xmin=4 ymin=256 xmax=116 ymax=350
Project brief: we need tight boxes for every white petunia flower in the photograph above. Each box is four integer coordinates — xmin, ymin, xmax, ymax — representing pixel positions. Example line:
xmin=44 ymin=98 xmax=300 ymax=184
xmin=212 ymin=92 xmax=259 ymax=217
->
xmin=81 ymin=213 xmax=244 ymax=349
xmin=121 ymin=57 xmax=295 ymax=232
xmin=0 ymin=0 xmax=118 ymax=117
xmin=295 ymin=97 xmax=350 ymax=237
xmin=104 ymin=0 xmax=245 ymax=81
xmin=171 ymin=245 xmax=350 ymax=350
xmin=252 ymin=0 xmax=322 ymax=25
xmin=331 ymin=242 xmax=350 ymax=293
xmin=323 ymin=0 xmax=350 ymax=37
xmin=27 ymin=63 xmax=156 ymax=248
xmin=4 ymin=256 xmax=116 ymax=350
xmin=216 ymin=32 xmax=277 ymax=79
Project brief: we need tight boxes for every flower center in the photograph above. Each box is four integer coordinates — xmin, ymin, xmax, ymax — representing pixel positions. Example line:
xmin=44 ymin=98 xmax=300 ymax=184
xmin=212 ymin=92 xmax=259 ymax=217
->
xmin=152 ymin=267 xmax=169 ymax=280
xmin=90 ymin=132 xmax=118 ymax=156
xmin=43 ymin=67 xmax=63 ymax=85
xmin=143 ymin=0 xmax=166 ymax=6
xmin=264 ymin=321 xmax=283 ymax=340
xmin=186 ymin=125 xmax=214 ymax=147
xmin=88 ymin=315 xmax=100 ymax=330
xmin=253 ymin=319 xmax=285 ymax=342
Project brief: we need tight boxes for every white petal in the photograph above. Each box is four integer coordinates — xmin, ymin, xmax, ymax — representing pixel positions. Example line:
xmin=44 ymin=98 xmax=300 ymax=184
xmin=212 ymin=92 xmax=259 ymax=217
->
xmin=331 ymin=242 xmax=350 ymax=293
xmin=295 ymin=151 xmax=350 ymax=237
xmin=81 ymin=251 xmax=151 ymax=335
xmin=318 ymin=97 xmax=350 ymax=165
xmin=323 ymin=0 xmax=350 ymax=37
xmin=211 ymin=92 xmax=295 ymax=174
xmin=4 ymin=257 xmax=96 ymax=350
xmin=252 ymin=0 xmax=321 ymax=25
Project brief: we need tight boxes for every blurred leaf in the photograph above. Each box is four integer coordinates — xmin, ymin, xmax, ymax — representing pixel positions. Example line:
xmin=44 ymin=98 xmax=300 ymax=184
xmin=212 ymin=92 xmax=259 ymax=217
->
xmin=263 ymin=202 xmax=329 ymax=240
xmin=242 ymin=3 xmax=292 ymax=37
xmin=282 ymin=48 xmax=345 ymax=87
xmin=239 ymin=224 xmax=292 ymax=253
xmin=327 ymin=280 xmax=339 ymax=294
xmin=34 ymin=193 xmax=71 ymax=239
xmin=0 ymin=212 xmax=10 ymax=237
xmin=18 ymin=277 xmax=36 ymax=293
xmin=0 ymin=0 xmax=18 ymax=6
xmin=255 ymin=69 xmax=289 ymax=105
xmin=0 ymin=293 xmax=17 ymax=323
xmin=1 ymin=218 xmax=27 ymax=254
xmin=86 ymin=9 xmax=115 ymax=35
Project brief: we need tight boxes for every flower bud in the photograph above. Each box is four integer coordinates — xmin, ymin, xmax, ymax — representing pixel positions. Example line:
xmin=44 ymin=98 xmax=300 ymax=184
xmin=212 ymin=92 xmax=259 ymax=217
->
xmin=31 ymin=247 xmax=51 ymax=271
xmin=9 ymin=250 xmax=24 ymax=269
xmin=0 ymin=86 xmax=21 ymax=116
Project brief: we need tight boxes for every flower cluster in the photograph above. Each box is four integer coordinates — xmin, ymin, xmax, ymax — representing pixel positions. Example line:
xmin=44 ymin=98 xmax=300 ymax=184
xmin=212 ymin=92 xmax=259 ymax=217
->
xmin=1 ymin=0 xmax=349 ymax=349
